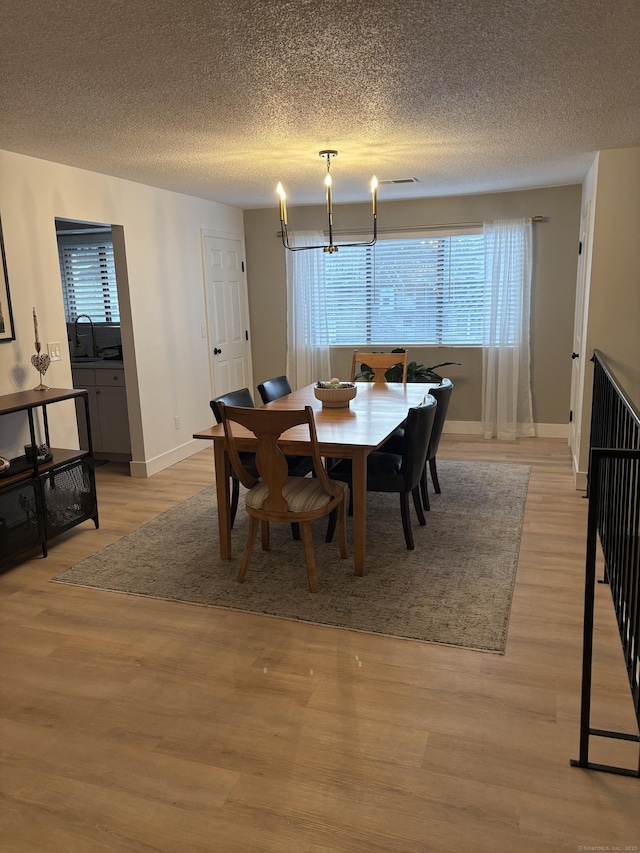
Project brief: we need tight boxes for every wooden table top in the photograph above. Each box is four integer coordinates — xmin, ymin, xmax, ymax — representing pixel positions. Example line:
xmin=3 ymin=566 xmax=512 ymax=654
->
xmin=194 ymin=382 xmax=435 ymax=454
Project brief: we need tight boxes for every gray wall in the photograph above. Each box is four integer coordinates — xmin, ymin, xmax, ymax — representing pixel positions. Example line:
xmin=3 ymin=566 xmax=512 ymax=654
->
xmin=244 ymin=184 xmax=582 ymax=426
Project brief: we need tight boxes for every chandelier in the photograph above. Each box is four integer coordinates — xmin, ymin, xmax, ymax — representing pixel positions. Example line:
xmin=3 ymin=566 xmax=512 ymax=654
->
xmin=276 ymin=150 xmax=378 ymax=253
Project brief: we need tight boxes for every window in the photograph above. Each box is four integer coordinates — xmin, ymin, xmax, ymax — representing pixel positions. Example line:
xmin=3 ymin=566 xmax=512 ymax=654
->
xmin=57 ymin=233 xmax=120 ymax=323
xmin=318 ymin=230 xmax=485 ymax=346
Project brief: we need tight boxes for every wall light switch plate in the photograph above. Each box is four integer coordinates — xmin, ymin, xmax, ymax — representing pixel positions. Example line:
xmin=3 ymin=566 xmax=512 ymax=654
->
xmin=47 ymin=342 xmax=62 ymax=361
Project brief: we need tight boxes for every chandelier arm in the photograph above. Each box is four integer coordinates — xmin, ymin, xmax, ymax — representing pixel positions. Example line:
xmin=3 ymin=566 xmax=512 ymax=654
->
xmin=328 ymin=213 xmax=377 ymax=250
xmin=277 ymin=149 xmax=378 ymax=253
xmin=280 ymin=215 xmax=377 ymax=252
xmin=280 ymin=224 xmax=332 ymax=252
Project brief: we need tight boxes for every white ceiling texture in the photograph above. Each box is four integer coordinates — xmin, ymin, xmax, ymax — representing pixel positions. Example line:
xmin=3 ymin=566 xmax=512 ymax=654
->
xmin=1 ymin=0 xmax=639 ymax=209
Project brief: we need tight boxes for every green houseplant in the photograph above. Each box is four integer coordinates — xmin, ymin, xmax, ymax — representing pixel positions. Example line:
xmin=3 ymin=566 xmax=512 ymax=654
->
xmin=355 ymin=348 xmax=460 ymax=383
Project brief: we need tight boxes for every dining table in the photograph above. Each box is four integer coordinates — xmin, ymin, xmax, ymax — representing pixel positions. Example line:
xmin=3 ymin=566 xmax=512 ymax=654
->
xmin=193 ymin=381 xmax=435 ymax=576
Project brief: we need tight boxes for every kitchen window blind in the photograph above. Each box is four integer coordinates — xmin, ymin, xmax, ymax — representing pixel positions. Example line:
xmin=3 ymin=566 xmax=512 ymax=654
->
xmin=58 ymin=235 xmax=120 ymax=323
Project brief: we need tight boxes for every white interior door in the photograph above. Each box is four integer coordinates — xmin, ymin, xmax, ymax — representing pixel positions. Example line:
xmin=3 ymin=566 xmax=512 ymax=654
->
xmin=202 ymin=234 xmax=252 ymax=398
xmin=569 ymin=201 xmax=591 ymax=471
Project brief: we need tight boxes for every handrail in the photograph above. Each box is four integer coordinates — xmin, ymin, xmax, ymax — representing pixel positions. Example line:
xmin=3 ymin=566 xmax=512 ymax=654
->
xmin=590 ymin=348 xmax=640 ymax=426
xmin=571 ymin=350 xmax=640 ymax=778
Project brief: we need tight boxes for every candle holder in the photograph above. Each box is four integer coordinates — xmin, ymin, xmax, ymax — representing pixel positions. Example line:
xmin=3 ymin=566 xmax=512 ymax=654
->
xmin=31 ymin=342 xmax=51 ymax=391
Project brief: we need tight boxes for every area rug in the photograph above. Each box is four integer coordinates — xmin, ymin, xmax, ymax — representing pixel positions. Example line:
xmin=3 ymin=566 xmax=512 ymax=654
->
xmin=52 ymin=461 xmax=530 ymax=652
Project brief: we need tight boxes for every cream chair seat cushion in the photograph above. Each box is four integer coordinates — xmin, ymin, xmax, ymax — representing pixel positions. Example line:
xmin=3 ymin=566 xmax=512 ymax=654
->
xmin=247 ymin=477 xmax=347 ymax=513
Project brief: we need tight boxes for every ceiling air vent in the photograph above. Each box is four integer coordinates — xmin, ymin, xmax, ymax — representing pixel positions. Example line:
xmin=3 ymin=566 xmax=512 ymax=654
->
xmin=379 ymin=177 xmax=420 ymax=185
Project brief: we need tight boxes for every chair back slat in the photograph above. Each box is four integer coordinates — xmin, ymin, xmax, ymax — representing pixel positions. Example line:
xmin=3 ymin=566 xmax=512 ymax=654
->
xmin=351 ymin=350 xmax=408 ymax=383
xmin=218 ymin=403 xmax=338 ymax=502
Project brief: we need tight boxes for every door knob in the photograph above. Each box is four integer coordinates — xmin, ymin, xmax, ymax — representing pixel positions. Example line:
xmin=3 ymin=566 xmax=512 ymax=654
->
xmin=571 ymin=352 xmax=579 ymax=359
xmin=213 ymin=347 xmax=221 ymax=355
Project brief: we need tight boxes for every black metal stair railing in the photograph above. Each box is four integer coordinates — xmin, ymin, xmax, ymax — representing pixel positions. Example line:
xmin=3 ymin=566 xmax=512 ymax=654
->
xmin=571 ymin=349 xmax=640 ymax=777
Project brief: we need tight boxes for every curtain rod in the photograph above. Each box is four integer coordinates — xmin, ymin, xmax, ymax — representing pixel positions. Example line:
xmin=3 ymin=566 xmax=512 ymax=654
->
xmin=276 ymin=215 xmax=545 ymax=238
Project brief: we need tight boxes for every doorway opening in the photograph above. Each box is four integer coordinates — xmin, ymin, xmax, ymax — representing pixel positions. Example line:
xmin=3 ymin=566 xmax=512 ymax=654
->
xmin=54 ymin=217 xmax=132 ymax=462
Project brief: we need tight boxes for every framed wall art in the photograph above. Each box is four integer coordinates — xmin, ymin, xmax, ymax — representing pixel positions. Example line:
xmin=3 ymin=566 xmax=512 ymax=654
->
xmin=0 ymin=215 xmax=16 ymax=343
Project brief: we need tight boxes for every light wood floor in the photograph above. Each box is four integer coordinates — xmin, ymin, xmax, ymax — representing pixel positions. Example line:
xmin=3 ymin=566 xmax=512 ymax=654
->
xmin=1 ymin=436 xmax=639 ymax=852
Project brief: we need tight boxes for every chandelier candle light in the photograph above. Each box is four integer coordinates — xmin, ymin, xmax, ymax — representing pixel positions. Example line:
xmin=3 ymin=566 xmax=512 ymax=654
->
xmin=277 ymin=150 xmax=378 ymax=253
xmin=31 ymin=306 xmax=51 ymax=391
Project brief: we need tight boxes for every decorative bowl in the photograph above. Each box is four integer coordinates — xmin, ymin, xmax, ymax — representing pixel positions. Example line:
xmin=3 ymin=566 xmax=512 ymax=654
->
xmin=314 ymin=380 xmax=357 ymax=408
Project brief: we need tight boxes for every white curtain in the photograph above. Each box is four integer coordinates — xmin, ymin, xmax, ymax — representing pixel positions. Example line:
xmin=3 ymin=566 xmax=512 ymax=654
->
xmin=285 ymin=231 xmax=331 ymax=389
xmin=481 ymin=218 xmax=535 ymax=440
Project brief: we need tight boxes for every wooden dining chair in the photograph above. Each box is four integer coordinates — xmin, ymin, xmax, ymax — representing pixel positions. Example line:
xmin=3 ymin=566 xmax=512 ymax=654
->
xmin=217 ymin=403 xmax=348 ymax=592
xmin=327 ymin=395 xmax=437 ymax=549
xmin=257 ymin=374 xmax=293 ymax=404
xmin=350 ymin=350 xmax=408 ymax=383
xmin=211 ymin=388 xmax=313 ymax=536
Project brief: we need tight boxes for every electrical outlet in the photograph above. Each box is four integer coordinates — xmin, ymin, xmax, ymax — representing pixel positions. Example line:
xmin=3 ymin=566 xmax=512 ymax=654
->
xmin=174 ymin=416 xmax=181 ymax=430
xmin=47 ymin=341 xmax=62 ymax=361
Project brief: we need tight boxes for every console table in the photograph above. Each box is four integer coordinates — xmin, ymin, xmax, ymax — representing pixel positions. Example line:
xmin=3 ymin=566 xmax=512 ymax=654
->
xmin=0 ymin=388 xmax=99 ymax=563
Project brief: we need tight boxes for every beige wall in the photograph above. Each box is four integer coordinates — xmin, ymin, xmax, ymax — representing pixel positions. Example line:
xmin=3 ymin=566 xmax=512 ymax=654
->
xmin=244 ymin=184 xmax=582 ymax=427
xmin=0 ymin=149 xmax=244 ymax=474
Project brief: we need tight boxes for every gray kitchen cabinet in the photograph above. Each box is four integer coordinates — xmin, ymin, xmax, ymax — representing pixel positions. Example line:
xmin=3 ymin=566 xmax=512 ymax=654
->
xmin=72 ymin=364 xmax=131 ymax=459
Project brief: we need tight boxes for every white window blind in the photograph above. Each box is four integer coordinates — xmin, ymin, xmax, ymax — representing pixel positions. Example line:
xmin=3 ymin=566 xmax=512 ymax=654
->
xmin=58 ymin=234 xmax=120 ymax=323
xmin=319 ymin=231 xmax=486 ymax=346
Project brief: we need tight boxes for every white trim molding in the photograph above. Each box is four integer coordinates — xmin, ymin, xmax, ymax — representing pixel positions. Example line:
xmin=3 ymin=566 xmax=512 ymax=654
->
xmin=129 ymin=439 xmax=204 ymax=478
xmin=444 ymin=421 xmax=569 ymax=439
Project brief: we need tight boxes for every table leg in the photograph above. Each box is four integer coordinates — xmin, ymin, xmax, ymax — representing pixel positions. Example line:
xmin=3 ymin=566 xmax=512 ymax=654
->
xmin=351 ymin=449 xmax=368 ymax=576
xmin=214 ymin=440 xmax=232 ymax=559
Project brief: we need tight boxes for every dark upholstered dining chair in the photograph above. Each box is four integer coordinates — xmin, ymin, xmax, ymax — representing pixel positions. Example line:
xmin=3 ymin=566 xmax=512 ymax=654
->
xmin=210 ymin=388 xmax=257 ymax=528
xmin=326 ymin=395 xmax=437 ymax=550
xmin=217 ymin=403 xmax=348 ymax=592
xmin=380 ymin=378 xmax=454 ymax=510
xmin=421 ymin=378 xmax=453 ymax=508
xmin=257 ymin=374 xmax=293 ymax=404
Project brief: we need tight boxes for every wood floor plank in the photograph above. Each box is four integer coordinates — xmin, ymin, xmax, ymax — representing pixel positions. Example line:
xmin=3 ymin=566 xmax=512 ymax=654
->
xmin=1 ymin=437 xmax=639 ymax=851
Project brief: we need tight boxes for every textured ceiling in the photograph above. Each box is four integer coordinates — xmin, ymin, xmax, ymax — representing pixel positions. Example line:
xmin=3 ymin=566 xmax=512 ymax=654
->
xmin=1 ymin=0 xmax=639 ymax=209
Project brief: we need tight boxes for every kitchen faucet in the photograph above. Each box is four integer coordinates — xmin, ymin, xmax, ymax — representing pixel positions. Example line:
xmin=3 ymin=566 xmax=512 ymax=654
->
xmin=74 ymin=314 xmax=98 ymax=358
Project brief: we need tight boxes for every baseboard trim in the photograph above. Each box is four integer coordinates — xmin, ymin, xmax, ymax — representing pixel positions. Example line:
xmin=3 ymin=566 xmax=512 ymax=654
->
xmin=445 ymin=421 xmax=569 ymax=439
xmin=574 ymin=470 xmax=588 ymax=490
xmin=571 ymin=448 xmax=588 ymax=490
xmin=535 ymin=423 xmax=569 ymax=439
xmin=129 ymin=439 xmax=204 ymax=478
